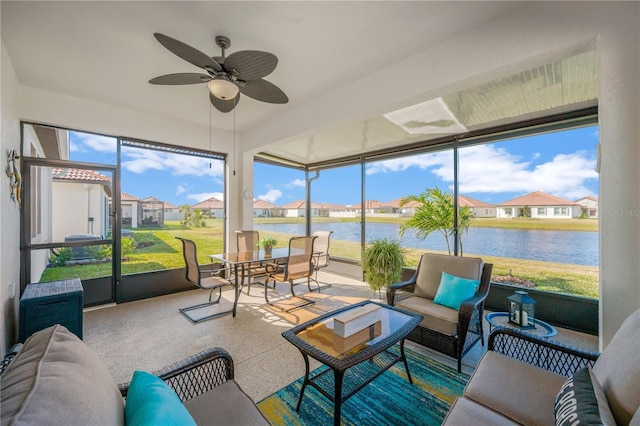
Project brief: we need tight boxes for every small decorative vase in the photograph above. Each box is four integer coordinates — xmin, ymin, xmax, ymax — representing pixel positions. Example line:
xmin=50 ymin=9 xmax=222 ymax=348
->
xmin=264 ymin=245 xmax=273 ymax=257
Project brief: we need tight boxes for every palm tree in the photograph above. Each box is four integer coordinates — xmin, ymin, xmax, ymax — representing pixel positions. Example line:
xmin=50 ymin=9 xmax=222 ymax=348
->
xmin=398 ymin=187 xmax=474 ymax=255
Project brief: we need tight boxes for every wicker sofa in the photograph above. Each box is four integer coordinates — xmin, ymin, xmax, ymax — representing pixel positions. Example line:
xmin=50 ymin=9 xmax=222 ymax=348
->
xmin=444 ymin=308 xmax=640 ymax=425
xmin=0 ymin=324 xmax=269 ymax=426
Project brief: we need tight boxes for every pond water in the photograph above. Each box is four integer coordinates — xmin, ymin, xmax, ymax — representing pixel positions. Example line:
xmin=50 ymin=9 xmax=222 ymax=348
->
xmin=254 ymin=222 xmax=598 ymax=266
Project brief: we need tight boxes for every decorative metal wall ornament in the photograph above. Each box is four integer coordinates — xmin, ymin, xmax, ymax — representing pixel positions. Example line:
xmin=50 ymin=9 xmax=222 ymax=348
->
xmin=5 ymin=149 xmax=21 ymax=205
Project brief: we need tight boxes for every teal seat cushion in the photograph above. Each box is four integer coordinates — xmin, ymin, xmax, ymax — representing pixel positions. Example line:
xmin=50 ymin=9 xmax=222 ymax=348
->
xmin=125 ymin=370 xmax=196 ymax=426
xmin=433 ymin=272 xmax=479 ymax=310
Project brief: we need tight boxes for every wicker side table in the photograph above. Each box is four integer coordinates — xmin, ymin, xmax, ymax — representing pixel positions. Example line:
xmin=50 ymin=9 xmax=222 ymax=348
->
xmin=19 ymin=279 xmax=84 ymax=342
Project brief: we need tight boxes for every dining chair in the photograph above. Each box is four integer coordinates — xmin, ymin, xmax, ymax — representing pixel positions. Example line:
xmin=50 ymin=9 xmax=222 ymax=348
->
xmin=235 ymin=230 xmax=267 ymax=295
xmin=310 ymin=230 xmax=333 ymax=290
xmin=263 ymin=236 xmax=317 ymax=312
xmin=176 ymin=237 xmax=235 ymax=323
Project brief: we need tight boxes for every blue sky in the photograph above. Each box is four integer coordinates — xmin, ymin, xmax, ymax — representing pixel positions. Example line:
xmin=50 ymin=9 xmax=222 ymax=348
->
xmin=254 ymin=125 xmax=599 ymax=206
xmin=69 ymin=125 xmax=598 ymax=207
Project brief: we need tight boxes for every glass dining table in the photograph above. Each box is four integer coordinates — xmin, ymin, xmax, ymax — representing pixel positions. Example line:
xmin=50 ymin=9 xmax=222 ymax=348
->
xmin=209 ymin=248 xmax=291 ymax=317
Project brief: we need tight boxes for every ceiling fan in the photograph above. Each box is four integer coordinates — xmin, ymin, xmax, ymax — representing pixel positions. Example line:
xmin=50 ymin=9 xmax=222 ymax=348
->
xmin=149 ymin=33 xmax=288 ymax=113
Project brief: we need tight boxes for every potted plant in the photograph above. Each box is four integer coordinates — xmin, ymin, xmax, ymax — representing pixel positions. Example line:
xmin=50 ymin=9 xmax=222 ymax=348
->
xmin=362 ymin=238 xmax=406 ymax=298
xmin=258 ymin=235 xmax=278 ymax=257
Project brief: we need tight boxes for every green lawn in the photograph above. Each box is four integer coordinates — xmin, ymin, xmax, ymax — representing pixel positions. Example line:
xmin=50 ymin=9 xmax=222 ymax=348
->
xmin=255 ymin=216 xmax=598 ymax=232
xmin=41 ymin=219 xmax=599 ymax=299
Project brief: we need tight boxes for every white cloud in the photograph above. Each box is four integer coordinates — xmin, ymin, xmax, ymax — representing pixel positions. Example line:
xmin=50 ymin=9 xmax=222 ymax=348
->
xmin=258 ymin=189 xmax=283 ymax=204
xmin=457 ymin=145 xmax=598 ymax=200
xmin=187 ymin=192 xmax=224 ymax=203
xmin=176 ymin=184 xmax=189 ymax=195
xmin=365 ymin=143 xmax=597 ymax=200
xmin=366 ymin=151 xmax=452 ymax=175
xmin=284 ymin=178 xmax=306 ymax=188
xmin=74 ymin=133 xmax=117 ymax=153
xmin=121 ymin=148 xmax=224 ymax=178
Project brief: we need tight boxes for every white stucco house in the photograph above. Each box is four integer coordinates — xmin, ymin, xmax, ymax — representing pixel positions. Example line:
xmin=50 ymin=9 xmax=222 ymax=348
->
xmin=497 ymin=191 xmax=580 ymax=219
xmin=575 ymin=196 xmax=599 ymax=218
xmin=459 ymin=195 xmax=497 ymax=218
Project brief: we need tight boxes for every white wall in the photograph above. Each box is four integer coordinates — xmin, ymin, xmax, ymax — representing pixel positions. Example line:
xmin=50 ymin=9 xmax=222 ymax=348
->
xmin=51 ymin=182 xmax=107 ymax=240
xmin=1 ymin=42 xmax=22 ymax=354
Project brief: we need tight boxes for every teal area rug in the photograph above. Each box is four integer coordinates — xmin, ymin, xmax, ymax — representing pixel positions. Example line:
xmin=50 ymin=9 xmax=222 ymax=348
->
xmin=257 ymin=347 xmax=469 ymax=425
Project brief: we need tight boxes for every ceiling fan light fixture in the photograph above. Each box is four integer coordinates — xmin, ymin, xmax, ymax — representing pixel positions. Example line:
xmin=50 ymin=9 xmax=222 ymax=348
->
xmin=208 ymin=78 xmax=239 ymax=100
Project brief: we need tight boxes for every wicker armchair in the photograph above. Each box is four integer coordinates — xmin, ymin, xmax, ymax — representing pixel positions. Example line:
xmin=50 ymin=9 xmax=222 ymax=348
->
xmin=118 ymin=347 xmax=234 ymax=400
xmin=488 ymin=327 xmax=599 ymax=376
xmin=387 ymin=253 xmax=493 ymax=372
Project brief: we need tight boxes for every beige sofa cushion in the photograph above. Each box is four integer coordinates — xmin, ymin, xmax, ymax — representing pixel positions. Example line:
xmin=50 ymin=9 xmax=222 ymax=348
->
xmin=0 ymin=324 xmax=124 ymax=426
xmin=443 ymin=396 xmax=520 ymax=426
xmin=414 ymin=253 xmax=484 ymax=300
xmin=464 ymin=351 xmax=566 ymax=426
xmin=396 ymin=296 xmax=458 ymax=336
xmin=592 ymin=308 xmax=640 ymax=425
xmin=184 ymin=380 xmax=269 ymax=425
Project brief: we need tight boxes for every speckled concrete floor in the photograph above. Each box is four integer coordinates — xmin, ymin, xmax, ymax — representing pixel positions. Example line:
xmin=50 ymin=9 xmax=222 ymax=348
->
xmin=83 ymin=271 xmax=598 ymax=403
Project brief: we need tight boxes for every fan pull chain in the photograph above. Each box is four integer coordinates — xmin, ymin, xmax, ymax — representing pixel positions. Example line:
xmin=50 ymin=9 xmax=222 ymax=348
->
xmin=233 ymin=100 xmax=236 ymax=176
xmin=209 ymin=103 xmax=212 ymax=169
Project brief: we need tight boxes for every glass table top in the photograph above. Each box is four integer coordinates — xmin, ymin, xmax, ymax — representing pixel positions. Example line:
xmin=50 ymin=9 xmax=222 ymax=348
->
xmin=292 ymin=302 xmax=417 ymax=359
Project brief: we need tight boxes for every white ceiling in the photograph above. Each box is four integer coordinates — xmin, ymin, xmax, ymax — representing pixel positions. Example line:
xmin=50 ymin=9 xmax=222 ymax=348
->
xmin=1 ymin=1 xmax=597 ymax=166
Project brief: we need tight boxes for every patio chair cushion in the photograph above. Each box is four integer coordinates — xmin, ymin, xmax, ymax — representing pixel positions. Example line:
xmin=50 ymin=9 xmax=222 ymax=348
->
xmin=395 ymin=296 xmax=458 ymax=336
xmin=125 ymin=370 xmax=196 ymax=426
xmin=433 ymin=272 xmax=480 ymax=310
xmin=413 ymin=253 xmax=484 ymax=300
xmin=443 ymin=396 xmax=519 ymax=425
xmin=183 ymin=380 xmax=270 ymax=425
xmin=0 ymin=324 xmax=124 ymax=426
xmin=464 ymin=351 xmax=567 ymax=425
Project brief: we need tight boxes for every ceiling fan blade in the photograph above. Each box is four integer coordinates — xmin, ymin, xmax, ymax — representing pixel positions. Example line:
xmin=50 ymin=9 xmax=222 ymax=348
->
xmin=239 ymin=79 xmax=288 ymax=104
xmin=209 ymin=92 xmax=240 ymax=113
xmin=154 ymin=33 xmax=222 ymax=71
xmin=225 ymin=51 xmax=278 ymax=80
xmin=149 ymin=73 xmax=211 ymax=85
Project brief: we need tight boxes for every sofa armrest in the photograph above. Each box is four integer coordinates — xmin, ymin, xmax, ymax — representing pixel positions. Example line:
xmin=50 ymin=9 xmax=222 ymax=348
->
xmin=488 ymin=328 xmax=599 ymax=377
xmin=386 ymin=279 xmax=416 ymax=305
xmin=119 ymin=347 xmax=234 ymax=402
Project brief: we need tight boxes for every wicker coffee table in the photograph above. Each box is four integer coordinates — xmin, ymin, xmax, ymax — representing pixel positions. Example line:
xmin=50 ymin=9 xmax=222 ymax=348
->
xmin=281 ymin=301 xmax=422 ymax=426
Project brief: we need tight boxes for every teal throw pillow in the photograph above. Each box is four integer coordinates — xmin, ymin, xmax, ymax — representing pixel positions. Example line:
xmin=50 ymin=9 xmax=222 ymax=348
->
xmin=433 ymin=272 xmax=480 ymax=310
xmin=125 ymin=370 xmax=196 ymax=426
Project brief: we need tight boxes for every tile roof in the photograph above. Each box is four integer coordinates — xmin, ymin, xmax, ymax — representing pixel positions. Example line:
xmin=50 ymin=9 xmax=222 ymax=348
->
xmin=121 ymin=191 xmax=139 ymax=201
xmin=575 ymin=195 xmax=598 ymax=202
xmin=52 ymin=167 xmax=111 ymax=182
xmin=458 ymin=195 xmax=495 ymax=208
xmin=191 ymin=197 xmax=223 ymax=209
xmin=499 ymin=191 xmax=575 ymax=206
xmin=253 ymin=199 xmax=279 ymax=208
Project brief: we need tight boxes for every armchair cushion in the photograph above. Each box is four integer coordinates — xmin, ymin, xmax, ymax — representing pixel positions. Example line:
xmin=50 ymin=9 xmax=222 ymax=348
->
xmin=183 ymin=380 xmax=270 ymax=425
xmin=414 ymin=253 xmax=484 ymax=300
xmin=464 ymin=351 xmax=566 ymax=425
xmin=433 ymin=272 xmax=479 ymax=310
xmin=395 ymin=297 xmax=458 ymax=336
xmin=125 ymin=370 xmax=196 ymax=426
